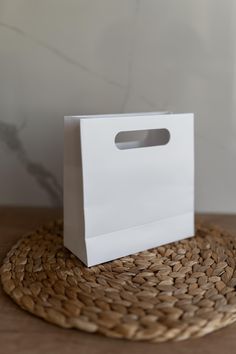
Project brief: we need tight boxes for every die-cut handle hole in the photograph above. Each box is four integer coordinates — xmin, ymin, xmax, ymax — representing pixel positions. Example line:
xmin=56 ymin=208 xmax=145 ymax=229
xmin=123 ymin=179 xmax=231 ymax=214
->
xmin=115 ymin=128 xmax=170 ymax=150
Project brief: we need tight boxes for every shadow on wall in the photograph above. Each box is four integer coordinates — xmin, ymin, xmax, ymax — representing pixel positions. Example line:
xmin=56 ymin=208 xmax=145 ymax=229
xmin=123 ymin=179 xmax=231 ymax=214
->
xmin=98 ymin=1 xmax=235 ymax=212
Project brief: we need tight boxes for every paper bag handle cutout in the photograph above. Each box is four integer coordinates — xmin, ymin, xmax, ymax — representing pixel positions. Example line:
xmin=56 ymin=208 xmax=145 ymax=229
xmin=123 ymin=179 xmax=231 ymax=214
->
xmin=115 ymin=128 xmax=170 ymax=150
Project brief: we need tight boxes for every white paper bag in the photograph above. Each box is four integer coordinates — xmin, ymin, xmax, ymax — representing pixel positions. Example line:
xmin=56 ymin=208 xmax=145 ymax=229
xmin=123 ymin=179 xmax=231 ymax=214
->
xmin=64 ymin=112 xmax=194 ymax=266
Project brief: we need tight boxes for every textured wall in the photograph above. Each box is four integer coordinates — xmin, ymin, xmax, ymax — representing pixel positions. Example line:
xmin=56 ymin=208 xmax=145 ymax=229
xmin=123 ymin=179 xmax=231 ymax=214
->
xmin=0 ymin=0 xmax=236 ymax=212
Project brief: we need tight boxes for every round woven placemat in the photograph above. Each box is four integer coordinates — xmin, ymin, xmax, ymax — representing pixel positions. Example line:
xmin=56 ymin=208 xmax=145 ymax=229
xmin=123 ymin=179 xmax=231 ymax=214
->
xmin=1 ymin=221 xmax=236 ymax=342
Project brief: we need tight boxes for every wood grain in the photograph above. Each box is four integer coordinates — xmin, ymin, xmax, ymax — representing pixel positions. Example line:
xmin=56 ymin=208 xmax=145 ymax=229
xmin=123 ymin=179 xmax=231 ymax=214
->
xmin=0 ymin=207 xmax=236 ymax=354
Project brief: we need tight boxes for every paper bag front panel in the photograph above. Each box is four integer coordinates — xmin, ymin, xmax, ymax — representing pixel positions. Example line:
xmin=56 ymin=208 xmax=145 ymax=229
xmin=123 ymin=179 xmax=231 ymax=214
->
xmin=79 ymin=113 xmax=194 ymax=265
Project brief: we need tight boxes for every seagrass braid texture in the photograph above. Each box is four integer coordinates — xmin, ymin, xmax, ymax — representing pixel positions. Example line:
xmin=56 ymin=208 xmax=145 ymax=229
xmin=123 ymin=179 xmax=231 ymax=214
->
xmin=1 ymin=220 xmax=236 ymax=342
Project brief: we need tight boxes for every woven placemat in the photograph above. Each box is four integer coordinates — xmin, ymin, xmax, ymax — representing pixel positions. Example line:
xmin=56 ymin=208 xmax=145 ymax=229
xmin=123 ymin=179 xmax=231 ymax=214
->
xmin=1 ymin=221 xmax=236 ymax=342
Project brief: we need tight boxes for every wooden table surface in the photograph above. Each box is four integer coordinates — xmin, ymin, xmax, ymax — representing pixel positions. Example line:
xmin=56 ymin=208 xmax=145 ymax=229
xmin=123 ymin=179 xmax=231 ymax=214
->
xmin=1 ymin=207 xmax=236 ymax=354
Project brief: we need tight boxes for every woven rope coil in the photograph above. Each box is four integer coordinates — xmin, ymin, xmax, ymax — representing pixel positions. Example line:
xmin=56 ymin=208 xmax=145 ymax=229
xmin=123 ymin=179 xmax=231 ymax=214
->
xmin=1 ymin=221 xmax=236 ymax=342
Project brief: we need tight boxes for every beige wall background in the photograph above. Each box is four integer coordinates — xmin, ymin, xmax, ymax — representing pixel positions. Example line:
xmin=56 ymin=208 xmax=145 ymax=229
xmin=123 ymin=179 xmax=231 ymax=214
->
xmin=0 ymin=0 xmax=236 ymax=212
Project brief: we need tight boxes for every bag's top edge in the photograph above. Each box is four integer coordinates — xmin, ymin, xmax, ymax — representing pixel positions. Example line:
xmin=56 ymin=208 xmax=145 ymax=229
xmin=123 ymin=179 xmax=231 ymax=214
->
xmin=64 ymin=112 xmax=194 ymax=121
xmin=64 ymin=111 xmax=170 ymax=119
